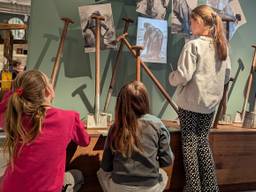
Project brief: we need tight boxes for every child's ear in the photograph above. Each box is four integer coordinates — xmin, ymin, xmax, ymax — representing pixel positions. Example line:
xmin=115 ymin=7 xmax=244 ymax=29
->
xmin=45 ymin=86 xmax=50 ymax=96
xmin=45 ymin=85 xmax=55 ymax=99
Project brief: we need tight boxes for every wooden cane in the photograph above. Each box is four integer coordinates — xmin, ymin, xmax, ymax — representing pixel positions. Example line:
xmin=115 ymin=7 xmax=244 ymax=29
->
xmin=103 ymin=17 xmax=133 ymax=112
xmin=50 ymin=17 xmax=74 ymax=90
xmin=92 ymin=15 xmax=105 ymax=124
xmin=132 ymin=45 xmax=144 ymax=81
xmin=240 ymin=45 xmax=256 ymax=121
xmin=117 ymin=33 xmax=178 ymax=113
xmin=213 ymin=77 xmax=234 ymax=128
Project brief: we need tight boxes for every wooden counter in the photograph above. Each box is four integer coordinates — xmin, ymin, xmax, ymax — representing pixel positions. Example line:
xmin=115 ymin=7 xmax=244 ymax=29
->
xmin=67 ymin=122 xmax=256 ymax=192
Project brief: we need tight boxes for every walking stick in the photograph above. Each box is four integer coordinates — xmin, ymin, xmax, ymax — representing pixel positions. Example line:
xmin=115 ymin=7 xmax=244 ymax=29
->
xmin=132 ymin=45 xmax=144 ymax=81
xmin=116 ymin=33 xmax=178 ymax=114
xmin=103 ymin=17 xmax=133 ymax=112
xmin=51 ymin=17 xmax=74 ymax=89
xmin=92 ymin=15 xmax=105 ymax=125
xmin=240 ymin=45 xmax=256 ymax=121
xmin=213 ymin=77 xmax=234 ymax=128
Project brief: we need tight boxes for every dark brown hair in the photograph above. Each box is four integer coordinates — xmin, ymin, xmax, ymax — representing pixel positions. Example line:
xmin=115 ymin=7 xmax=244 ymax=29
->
xmin=191 ymin=5 xmax=228 ymax=61
xmin=109 ymin=81 xmax=150 ymax=157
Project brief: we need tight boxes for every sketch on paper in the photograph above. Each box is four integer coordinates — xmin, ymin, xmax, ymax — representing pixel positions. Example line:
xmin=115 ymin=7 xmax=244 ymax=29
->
xmin=136 ymin=0 xmax=170 ymax=19
xmin=78 ymin=3 xmax=116 ymax=53
xmin=136 ymin=17 xmax=168 ymax=64
xmin=207 ymin=0 xmax=229 ymax=9
xmin=171 ymin=0 xmax=246 ymax=40
xmin=206 ymin=0 xmax=246 ymax=39
xmin=171 ymin=0 xmax=195 ymax=34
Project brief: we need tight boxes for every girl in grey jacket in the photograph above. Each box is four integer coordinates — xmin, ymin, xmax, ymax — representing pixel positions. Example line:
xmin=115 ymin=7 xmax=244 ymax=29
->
xmin=97 ymin=81 xmax=174 ymax=192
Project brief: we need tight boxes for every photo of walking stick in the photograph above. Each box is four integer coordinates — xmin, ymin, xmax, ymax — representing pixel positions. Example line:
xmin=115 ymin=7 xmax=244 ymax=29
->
xmin=50 ymin=17 xmax=74 ymax=90
xmin=116 ymin=32 xmax=178 ymax=114
xmin=103 ymin=17 xmax=133 ymax=113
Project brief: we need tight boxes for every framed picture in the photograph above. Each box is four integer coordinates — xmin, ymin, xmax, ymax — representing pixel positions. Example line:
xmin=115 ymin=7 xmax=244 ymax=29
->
xmin=171 ymin=0 xmax=195 ymax=34
xmin=136 ymin=17 xmax=168 ymax=64
xmin=170 ymin=0 xmax=246 ymax=40
xmin=78 ymin=3 xmax=116 ymax=53
xmin=136 ymin=0 xmax=170 ymax=19
xmin=206 ymin=0 xmax=246 ymax=39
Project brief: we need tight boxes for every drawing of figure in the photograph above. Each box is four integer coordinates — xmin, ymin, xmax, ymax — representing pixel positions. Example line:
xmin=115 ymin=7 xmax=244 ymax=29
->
xmin=137 ymin=0 xmax=170 ymax=19
xmin=172 ymin=0 xmax=192 ymax=34
xmin=79 ymin=3 xmax=116 ymax=52
xmin=143 ymin=23 xmax=163 ymax=60
xmin=82 ymin=11 xmax=110 ymax=49
xmin=145 ymin=0 xmax=157 ymax=18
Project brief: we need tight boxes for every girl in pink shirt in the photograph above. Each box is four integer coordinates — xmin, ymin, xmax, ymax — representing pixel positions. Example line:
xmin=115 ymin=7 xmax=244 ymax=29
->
xmin=0 ymin=70 xmax=90 ymax=192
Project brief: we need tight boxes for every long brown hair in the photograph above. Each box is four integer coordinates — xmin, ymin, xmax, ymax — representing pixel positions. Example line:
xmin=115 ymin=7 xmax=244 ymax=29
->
xmin=4 ymin=70 xmax=49 ymax=166
xmin=109 ymin=81 xmax=150 ymax=157
xmin=191 ymin=5 xmax=227 ymax=61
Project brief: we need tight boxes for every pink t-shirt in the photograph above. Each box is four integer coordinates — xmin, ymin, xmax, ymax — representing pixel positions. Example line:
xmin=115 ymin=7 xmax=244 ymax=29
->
xmin=0 ymin=93 xmax=90 ymax=192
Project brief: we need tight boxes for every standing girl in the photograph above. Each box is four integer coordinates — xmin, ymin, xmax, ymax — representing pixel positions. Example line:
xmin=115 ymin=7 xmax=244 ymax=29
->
xmin=0 ymin=70 xmax=90 ymax=192
xmin=169 ymin=5 xmax=231 ymax=192
xmin=97 ymin=81 xmax=174 ymax=192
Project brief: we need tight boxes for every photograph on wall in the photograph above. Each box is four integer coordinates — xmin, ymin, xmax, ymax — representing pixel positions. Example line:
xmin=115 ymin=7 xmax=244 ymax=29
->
xmin=206 ymin=0 xmax=246 ymax=39
xmin=170 ymin=0 xmax=246 ymax=39
xmin=170 ymin=0 xmax=196 ymax=34
xmin=78 ymin=3 xmax=116 ymax=53
xmin=136 ymin=0 xmax=170 ymax=19
xmin=136 ymin=17 xmax=168 ymax=64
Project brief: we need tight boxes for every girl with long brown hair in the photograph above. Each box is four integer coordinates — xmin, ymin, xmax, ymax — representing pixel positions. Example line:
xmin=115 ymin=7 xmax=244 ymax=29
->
xmin=97 ymin=81 xmax=173 ymax=192
xmin=169 ymin=5 xmax=231 ymax=192
xmin=0 ymin=70 xmax=90 ymax=192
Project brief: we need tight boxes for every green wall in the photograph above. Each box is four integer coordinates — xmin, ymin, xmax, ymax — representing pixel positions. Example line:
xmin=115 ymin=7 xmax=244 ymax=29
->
xmin=27 ymin=0 xmax=256 ymax=121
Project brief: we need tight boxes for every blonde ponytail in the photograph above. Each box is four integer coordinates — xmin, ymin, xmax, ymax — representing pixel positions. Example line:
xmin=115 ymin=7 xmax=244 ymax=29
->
xmin=191 ymin=5 xmax=228 ymax=61
xmin=4 ymin=70 xmax=48 ymax=167
xmin=214 ymin=14 xmax=228 ymax=61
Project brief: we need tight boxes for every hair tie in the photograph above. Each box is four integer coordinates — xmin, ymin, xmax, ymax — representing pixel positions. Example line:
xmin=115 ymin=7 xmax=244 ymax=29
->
xmin=211 ymin=13 xmax=217 ymax=25
xmin=15 ymin=87 xmax=24 ymax=96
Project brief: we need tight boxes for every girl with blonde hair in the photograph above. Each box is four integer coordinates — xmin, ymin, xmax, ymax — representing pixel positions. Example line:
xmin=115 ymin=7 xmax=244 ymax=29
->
xmin=169 ymin=4 xmax=231 ymax=192
xmin=0 ymin=70 xmax=90 ymax=192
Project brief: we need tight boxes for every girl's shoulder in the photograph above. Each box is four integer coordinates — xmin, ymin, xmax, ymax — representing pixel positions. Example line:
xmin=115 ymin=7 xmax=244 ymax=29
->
xmin=46 ymin=107 xmax=80 ymax=118
xmin=183 ymin=36 xmax=213 ymax=54
xmin=139 ymin=114 xmax=169 ymax=135
xmin=186 ymin=35 xmax=213 ymax=45
xmin=182 ymin=37 xmax=199 ymax=50
xmin=139 ymin=114 xmax=164 ymax=126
